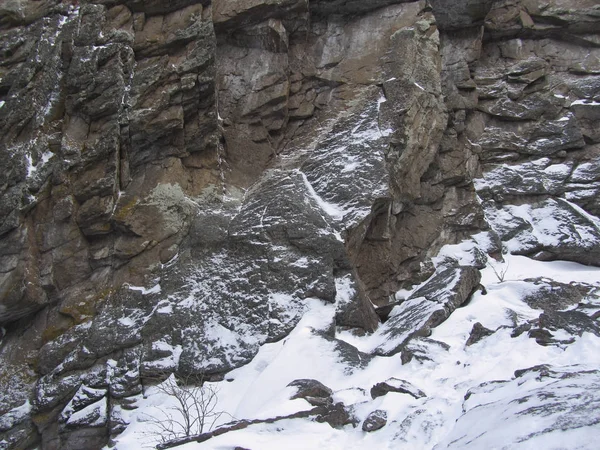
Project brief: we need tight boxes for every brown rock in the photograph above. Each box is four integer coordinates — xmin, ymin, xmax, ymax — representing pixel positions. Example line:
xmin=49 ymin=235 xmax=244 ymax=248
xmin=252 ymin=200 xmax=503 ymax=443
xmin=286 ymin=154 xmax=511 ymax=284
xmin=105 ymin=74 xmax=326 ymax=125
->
xmin=288 ymin=379 xmax=333 ymax=401
xmin=362 ymin=410 xmax=387 ymax=432
xmin=465 ymin=322 xmax=495 ymax=346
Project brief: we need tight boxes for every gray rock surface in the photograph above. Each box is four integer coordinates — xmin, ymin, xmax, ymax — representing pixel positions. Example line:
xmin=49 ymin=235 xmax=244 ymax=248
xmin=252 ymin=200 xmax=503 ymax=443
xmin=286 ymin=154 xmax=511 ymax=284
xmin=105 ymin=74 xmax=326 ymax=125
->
xmin=438 ymin=365 xmax=600 ymax=449
xmin=0 ymin=0 xmax=599 ymax=448
xmin=374 ymin=265 xmax=481 ymax=356
xmin=521 ymin=278 xmax=591 ymax=312
xmin=362 ymin=409 xmax=387 ymax=432
xmin=370 ymin=378 xmax=426 ymax=400
xmin=469 ymin=0 xmax=600 ymax=271
xmin=314 ymin=402 xmax=356 ymax=429
xmin=482 ymin=198 xmax=600 ymax=265
xmin=465 ymin=322 xmax=495 ymax=346
xmin=288 ymin=379 xmax=332 ymax=401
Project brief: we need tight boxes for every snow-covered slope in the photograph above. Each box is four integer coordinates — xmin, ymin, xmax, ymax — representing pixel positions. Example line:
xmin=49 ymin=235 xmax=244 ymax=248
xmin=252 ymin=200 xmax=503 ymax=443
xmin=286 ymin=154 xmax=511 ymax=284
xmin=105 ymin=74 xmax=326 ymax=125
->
xmin=109 ymin=244 xmax=600 ymax=449
xmin=1 ymin=1 xmax=600 ymax=449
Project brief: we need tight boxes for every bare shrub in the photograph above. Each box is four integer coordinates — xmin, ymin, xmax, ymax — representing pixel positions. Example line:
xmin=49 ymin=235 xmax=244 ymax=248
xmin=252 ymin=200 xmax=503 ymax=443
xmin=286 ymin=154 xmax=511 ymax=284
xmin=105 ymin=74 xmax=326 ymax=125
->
xmin=489 ymin=258 xmax=509 ymax=283
xmin=142 ymin=373 xmax=229 ymax=446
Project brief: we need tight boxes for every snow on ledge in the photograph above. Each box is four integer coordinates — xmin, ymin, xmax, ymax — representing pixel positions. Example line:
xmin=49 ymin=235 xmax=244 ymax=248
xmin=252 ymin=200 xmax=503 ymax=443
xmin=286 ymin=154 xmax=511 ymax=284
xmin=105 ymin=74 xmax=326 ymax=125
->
xmin=127 ymin=284 xmax=162 ymax=295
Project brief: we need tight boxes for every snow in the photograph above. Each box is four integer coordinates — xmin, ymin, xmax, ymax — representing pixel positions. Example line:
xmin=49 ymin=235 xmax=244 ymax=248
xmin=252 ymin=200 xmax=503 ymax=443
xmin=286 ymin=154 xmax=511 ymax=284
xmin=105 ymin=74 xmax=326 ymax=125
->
xmin=486 ymin=198 xmax=600 ymax=253
xmin=25 ymin=154 xmax=35 ymax=178
xmin=60 ymin=385 xmax=108 ymax=427
xmin=105 ymin=229 xmax=600 ymax=450
xmin=108 ymin=234 xmax=600 ymax=450
xmin=571 ymin=162 xmax=600 ymax=183
xmin=378 ymin=127 xmax=394 ymax=137
xmin=334 ymin=275 xmax=356 ymax=308
xmin=376 ymin=94 xmax=393 ymax=137
xmin=571 ymin=99 xmax=600 ymax=106
xmin=118 ymin=317 xmax=136 ymax=327
xmin=66 ymin=398 xmax=107 ymax=427
xmin=40 ymin=151 xmax=53 ymax=165
xmin=156 ymin=303 xmax=173 ymax=314
xmin=24 ymin=150 xmax=55 ymax=179
xmin=127 ymin=283 xmax=162 ymax=295
xmin=101 ymin=84 xmax=600 ymax=450
xmin=339 ymin=159 xmax=361 ymax=173
xmin=0 ymin=401 xmax=31 ymax=431
xmin=433 ymin=238 xmax=484 ymax=267
xmin=566 ymin=197 xmax=600 ymax=229
xmin=438 ymin=362 xmax=600 ymax=449
xmin=543 ymin=162 xmax=571 ymax=176
xmin=143 ymin=341 xmax=183 ymax=371
xmin=299 ymin=170 xmax=346 ymax=221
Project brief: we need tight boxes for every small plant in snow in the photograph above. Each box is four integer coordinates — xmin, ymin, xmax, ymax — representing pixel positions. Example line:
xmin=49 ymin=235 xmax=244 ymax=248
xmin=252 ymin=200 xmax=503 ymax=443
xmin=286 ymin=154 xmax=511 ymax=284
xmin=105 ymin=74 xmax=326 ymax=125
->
xmin=142 ymin=373 xmax=228 ymax=446
xmin=489 ymin=257 xmax=509 ymax=283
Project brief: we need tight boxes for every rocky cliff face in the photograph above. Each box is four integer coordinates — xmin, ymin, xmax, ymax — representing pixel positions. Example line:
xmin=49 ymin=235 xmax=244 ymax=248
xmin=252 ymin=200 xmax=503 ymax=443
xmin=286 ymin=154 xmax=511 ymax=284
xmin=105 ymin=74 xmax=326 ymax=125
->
xmin=1 ymin=1 xmax=599 ymax=449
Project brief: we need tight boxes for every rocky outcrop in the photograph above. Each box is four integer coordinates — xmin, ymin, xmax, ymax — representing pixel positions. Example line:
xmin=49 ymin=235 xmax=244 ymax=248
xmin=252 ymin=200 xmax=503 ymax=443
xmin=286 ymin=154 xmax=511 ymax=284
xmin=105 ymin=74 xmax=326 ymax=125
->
xmin=1 ymin=0 xmax=599 ymax=448
xmin=362 ymin=409 xmax=387 ymax=432
xmin=0 ymin=2 xmax=220 ymax=447
xmin=470 ymin=0 xmax=600 ymax=267
xmin=465 ymin=322 xmax=495 ymax=346
xmin=370 ymin=378 xmax=426 ymax=400
xmin=288 ymin=379 xmax=332 ymax=402
xmin=0 ymin=0 xmax=219 ymax=325
xmin=438 ymin=365 xmax=600 ymax=448
xmin=1 ymin=2 xmax=452 ymax=447
xmin=521 ymin=278 xmax=591 ymax=312
xmin=504 ymin=277 xmax=600 ymax=347
xmin=374 ymin=264 xmax=481 ymax=356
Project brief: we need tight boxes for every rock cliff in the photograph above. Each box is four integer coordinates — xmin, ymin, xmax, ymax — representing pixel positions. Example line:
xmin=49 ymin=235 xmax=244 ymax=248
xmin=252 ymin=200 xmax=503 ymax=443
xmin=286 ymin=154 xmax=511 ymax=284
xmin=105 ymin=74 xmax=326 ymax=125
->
xmin=0 ymin=0 xmax=599 ymax=449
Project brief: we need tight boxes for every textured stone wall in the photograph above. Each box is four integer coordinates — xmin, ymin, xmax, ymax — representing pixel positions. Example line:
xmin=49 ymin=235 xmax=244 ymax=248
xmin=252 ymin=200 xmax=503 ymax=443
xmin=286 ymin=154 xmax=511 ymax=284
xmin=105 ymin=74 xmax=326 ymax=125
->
xmin=0 ymin=0 xmax=599 ymax=449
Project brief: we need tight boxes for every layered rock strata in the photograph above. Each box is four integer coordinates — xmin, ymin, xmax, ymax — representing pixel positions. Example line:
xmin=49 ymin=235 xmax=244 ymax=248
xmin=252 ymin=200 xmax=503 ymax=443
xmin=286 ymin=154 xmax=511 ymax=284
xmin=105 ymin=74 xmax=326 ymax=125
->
xmin=0 ymin=0 xmax=599 ymax=449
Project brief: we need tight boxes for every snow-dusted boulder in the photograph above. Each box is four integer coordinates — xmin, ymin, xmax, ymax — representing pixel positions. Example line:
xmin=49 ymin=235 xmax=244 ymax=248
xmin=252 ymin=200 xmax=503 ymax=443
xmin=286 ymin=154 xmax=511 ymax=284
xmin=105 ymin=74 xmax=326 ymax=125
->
xmin=374 ymin=265 xmax=481 ymax=356
xmin=362 ymin=409 xmax=387 ymax=432
xmin=370 ymin=378 xmax=426 ymax=400
xmin=484 ymin=198 xmax=600 ymax=265
xmin=288 ymin=379 xmax=333 ymax=402
xmin=438 ymin=365 xmax=600 ymax=449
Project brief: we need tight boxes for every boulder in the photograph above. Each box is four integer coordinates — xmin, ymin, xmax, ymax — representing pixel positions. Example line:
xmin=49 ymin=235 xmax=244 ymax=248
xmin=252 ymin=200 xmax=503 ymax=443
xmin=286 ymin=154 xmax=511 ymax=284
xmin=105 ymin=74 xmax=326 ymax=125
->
xmin=315 ymin=402 xmax=356 ymax=429
xmin=374 ymin=265 xmax=481 ymax=356
xmin=439 ymin=365 xmax=600 ymax=448
xmin=316 ymin=332 xmax=374 ymax=371
xmin=484 ymin=198 xmax=600 ymax=266
xmin=538 ymin=310 xmax=600 ymax=339
xmin=371 ymin=378 xmax=426 ymax=400
xmin=401 ymin=337 xmax=450 ymax=364
xmin=288 ymin=379 xmax=333 ymax=401
xmin=362 ymin=410 xmax=387 ymax=432
xmin=465 ymin=322 xmax=495 ymax=346
xmin=334 ymin=274 xmax=380 ymax=332
xmin=521 ymin=278 xmax=589 ymax=312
